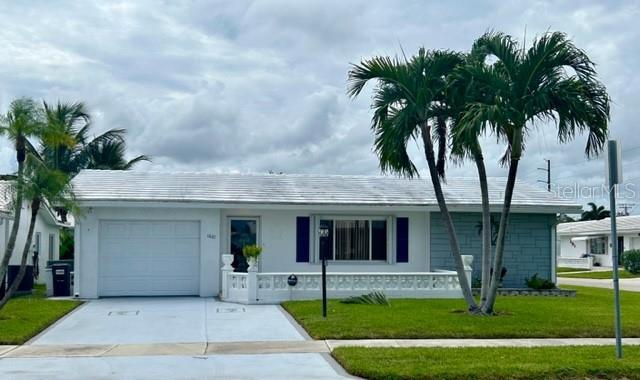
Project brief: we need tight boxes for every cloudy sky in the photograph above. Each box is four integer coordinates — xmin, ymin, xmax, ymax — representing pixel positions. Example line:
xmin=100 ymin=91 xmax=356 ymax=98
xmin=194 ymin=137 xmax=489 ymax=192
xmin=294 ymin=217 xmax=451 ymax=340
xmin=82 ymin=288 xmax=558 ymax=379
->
xmin=0 ymin=1 xmax=638 ymax=211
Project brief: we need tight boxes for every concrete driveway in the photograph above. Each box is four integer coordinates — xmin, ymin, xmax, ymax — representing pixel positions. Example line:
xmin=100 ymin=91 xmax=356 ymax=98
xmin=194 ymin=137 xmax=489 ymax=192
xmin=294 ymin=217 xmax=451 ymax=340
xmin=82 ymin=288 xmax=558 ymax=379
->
xmin=32 ymin=297 xmax=305 ymax=345
xmin=0 ymin=298 xmax=350 ymax=379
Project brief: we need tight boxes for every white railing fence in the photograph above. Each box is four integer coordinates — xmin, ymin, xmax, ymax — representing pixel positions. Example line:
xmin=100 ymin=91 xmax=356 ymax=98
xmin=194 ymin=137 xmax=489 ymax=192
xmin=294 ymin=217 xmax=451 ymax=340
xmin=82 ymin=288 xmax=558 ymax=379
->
xmin=220 ymin=254 xmax=472 ymax=304
xmin=557 ymin=256 xmax=593 ymax=270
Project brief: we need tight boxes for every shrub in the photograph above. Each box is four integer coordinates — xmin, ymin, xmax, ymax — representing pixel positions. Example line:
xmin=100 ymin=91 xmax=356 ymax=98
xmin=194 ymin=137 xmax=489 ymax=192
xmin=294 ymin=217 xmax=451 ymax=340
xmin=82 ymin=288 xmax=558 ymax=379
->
xmin=341 ymin=291 xmax=390 ymax=306
xmin=525 ymin=274 xmax=556 ymax=290
xmin=622 ymin=250 xmax=640 ymax=274
xmin=242 ymin=244 xmax=262 ymax=259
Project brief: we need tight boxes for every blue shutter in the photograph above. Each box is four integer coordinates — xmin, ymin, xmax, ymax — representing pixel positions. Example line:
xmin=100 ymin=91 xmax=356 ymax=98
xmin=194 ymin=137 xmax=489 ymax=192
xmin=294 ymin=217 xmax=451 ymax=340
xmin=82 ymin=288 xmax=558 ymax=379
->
xmin=296 ymin=217 xmax=310 ymax=262
xmin=396 ymin=217 xmax=409 ymax=263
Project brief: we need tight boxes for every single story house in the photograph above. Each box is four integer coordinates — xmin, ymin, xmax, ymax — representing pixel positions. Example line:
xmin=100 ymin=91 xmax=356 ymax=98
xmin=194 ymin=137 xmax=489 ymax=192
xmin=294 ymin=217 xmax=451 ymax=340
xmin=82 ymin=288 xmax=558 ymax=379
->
xmin=557 ymin=215 xmax=640 ymax=268
xmin=0 ymin=181 xmax=67 ymax=285
xmin=71 ymin=170 xmax=579 ymax=300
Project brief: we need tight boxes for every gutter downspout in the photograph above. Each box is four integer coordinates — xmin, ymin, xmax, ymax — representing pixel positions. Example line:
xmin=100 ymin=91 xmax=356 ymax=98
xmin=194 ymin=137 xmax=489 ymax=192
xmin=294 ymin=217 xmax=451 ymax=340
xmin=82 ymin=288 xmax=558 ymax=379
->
xmin=74 ymin=219 xmax=81 ymax=298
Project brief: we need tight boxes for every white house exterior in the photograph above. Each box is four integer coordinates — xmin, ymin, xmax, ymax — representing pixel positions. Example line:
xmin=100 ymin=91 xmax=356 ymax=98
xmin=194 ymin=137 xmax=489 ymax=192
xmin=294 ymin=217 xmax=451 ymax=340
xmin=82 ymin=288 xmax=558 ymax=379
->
xmin=72 ymin=170 xmax=580 ymax=301
xmin=557 ymin=215 xmax=640 ymax=268
xmin=0 ymin=181 xmax=67 ymax=284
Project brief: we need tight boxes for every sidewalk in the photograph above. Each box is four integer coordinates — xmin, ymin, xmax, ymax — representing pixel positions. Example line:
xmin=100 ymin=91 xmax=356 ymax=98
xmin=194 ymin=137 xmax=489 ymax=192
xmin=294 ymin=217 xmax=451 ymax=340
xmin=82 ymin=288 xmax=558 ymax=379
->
xmin=3 ymin=338 xmax=640 ymax=358
xmin=558 ymin=277 xmax=640 ymax=291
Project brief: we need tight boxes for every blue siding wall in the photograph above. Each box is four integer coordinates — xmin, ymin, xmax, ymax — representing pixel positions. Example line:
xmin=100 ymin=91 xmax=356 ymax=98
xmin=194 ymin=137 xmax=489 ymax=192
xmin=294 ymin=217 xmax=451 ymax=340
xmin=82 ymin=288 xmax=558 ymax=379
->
xmin=430 ymin=212 xmax=554 ymax=288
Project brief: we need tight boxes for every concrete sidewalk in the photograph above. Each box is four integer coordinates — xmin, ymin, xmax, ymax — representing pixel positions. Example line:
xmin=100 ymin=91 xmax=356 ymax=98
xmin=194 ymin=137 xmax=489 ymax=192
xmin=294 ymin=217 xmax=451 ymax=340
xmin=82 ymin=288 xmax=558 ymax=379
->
xmin=3 ymin=338 xmax=640 ymax=358
xmin=558 ymin=277 xmax=640 ymax=291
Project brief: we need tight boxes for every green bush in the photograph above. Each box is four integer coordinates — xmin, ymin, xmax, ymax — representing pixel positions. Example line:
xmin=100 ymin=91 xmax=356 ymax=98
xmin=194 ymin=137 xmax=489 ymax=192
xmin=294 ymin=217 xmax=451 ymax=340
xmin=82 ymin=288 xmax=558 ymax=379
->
xmin=622 ymin=250 xmax=640 ymax=274
xmin=525 ymin=274 xmax=556 ymax=290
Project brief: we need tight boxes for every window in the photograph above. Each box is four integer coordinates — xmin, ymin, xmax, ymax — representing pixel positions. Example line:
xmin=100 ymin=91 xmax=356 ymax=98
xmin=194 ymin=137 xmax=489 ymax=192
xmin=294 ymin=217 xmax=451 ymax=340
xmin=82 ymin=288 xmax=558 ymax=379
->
xmin=318 ymin=218 xmax=387 ymax=261
xmin=589 ymin=237 xmax=607 ymax=255
xmin=48 ymin=234 xmax=55 ymax=261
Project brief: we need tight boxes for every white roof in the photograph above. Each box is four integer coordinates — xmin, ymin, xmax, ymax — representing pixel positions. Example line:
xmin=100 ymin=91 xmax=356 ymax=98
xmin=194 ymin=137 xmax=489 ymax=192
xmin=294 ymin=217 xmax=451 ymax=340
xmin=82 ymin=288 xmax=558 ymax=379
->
xmin=558 ymin=215 xmax=640 ymax=236
xmin=72 ymin=170 xmax=580 ymax=213
xmin=0 ymin=180 xmax=69 ymax=227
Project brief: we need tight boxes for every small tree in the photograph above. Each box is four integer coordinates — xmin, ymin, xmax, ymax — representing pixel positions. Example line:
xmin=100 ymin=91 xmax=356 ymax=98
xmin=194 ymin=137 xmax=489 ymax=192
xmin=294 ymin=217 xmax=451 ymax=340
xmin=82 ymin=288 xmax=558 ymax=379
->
xmin=0 ymin=98 xmax=44 ymax=285
xmin=0 ymin=156 xmax=74 ymax=309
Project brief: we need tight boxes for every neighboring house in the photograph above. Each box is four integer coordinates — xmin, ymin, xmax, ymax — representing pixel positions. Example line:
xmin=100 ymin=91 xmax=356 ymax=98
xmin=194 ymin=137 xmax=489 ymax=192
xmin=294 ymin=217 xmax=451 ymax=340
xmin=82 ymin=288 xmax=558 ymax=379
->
xmin=71 ymin=170 xmax=579 ymax=299
xmin=557 ymin=215 xmax=640 ymax=267
xmin=0 ymin=181 xmax=67 ymax=285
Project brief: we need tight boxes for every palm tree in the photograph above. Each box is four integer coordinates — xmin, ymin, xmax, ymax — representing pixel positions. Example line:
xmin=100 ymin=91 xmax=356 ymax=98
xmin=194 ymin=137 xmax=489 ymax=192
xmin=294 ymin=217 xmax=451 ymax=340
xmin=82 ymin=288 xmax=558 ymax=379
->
xmin=456 ymin=31 xmax=610 ymax=314
xmin=40 ymin=101 xmax=149 ymax=177
xmin=84 ymin=139 xmax=150 ymax=170
xmin=0 ymin=155 xmax=74 ymax=309
xmin=580 ymin=202 xmax=610 ymax=221
xmin=347 ymin=49 xmax=479 ymax=311
xmin=0 ymin=98 xmax=44 ymax=285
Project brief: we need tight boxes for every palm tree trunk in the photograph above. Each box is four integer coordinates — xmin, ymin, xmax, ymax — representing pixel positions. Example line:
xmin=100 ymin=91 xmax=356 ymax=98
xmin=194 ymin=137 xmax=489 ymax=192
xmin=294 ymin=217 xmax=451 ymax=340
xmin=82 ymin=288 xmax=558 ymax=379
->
xmin=0 ymin=153 xmax=25 ymax=284
xmin=0 ymin=198 xmax=39 ymax=310
xmin=420 ymin=123 xmax=478 ymax=311
xmin=481 ymin=131 xmax=522 ymax=314
xmin=473 ymin=149 xmax=492 ymax=303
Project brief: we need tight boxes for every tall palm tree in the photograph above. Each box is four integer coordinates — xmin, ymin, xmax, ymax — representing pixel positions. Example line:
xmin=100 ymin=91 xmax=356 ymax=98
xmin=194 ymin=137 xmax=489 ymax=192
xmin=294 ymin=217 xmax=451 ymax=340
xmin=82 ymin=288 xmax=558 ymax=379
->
xmin=0 ymin=155 xmax=74 ymax=309
xmin=580 ymin=202 xmax=610 ymax=221
xmin=456 ymin=31 xmax=610 ymax=313
xmin=40 ymin=101 xmax=149 ymax=177
xmin=84 ymin=139 xmax=150 ymax=170
xmin=0 ymin=98 xmax=44 ymax=284
xmin=448 ymin=54 xmax=496 ymax=304
xmin=348 ymin=49 xmax=479 ymax=311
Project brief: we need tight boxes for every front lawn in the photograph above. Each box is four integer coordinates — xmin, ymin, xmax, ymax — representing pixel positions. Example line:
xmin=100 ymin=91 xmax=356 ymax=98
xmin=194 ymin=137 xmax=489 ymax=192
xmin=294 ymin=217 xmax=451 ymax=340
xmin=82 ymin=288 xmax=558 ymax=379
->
xmin=333 ymin=346 xmax=640 ymax=380
xmin=282 ymin=286 xmax=640 ymax=339
xmin=0 ymin=285 xmax=82 ymax=344
xmin=559 ymin=269 xmax=640 ymax=279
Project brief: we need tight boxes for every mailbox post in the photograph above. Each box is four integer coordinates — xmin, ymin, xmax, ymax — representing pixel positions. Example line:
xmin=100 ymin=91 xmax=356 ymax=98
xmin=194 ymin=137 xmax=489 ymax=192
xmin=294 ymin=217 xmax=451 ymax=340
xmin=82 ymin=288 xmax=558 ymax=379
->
xmin=319 ymin=226 xmax=329 ymax=319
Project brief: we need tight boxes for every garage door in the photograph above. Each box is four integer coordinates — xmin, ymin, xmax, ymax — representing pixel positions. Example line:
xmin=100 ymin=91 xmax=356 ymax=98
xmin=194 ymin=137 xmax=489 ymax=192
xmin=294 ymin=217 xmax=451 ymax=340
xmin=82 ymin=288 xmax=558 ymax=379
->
xmin=98 ymin=220 xmax=200 ymax=296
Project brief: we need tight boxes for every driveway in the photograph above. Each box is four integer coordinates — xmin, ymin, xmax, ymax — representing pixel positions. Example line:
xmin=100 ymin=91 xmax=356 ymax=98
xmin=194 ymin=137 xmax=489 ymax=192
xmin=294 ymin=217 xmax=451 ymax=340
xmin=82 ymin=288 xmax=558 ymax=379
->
xmin=0 ymin=298 xmax=350 ymax=379
xmin=32 ymin=297 xmax=305 ymax=345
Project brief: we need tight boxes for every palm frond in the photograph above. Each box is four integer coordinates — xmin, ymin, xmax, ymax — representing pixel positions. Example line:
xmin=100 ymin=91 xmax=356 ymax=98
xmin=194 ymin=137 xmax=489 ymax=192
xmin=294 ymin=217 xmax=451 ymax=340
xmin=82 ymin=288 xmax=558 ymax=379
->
xmin=341 ymin=291 xmax=390 ymax=305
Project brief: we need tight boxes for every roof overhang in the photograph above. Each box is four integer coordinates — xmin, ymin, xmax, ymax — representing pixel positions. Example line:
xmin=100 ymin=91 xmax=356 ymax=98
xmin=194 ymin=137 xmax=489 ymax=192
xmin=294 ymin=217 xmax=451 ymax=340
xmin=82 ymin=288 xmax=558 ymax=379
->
xmin=75 ymin=199 xmax=580 ymax=215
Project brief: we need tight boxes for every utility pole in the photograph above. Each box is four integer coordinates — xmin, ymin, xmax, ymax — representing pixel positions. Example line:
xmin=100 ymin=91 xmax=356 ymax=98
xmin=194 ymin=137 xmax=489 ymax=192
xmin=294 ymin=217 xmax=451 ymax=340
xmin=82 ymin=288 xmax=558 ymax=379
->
xmin=537 ymin=159 xmax=551 ymax=192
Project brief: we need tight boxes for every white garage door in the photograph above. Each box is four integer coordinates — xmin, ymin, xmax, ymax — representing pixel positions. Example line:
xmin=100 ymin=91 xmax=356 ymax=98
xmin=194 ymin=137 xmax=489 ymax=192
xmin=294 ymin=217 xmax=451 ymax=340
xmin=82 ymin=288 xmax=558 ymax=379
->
xmin=99 ymin=220 xmax=201 ymax=296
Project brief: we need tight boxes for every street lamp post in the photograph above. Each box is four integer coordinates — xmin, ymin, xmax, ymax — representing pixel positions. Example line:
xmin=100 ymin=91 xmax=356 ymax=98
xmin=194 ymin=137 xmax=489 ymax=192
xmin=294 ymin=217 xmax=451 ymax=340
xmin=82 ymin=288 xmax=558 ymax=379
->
xmin=319 ymin=227 xmax=329 ymax=319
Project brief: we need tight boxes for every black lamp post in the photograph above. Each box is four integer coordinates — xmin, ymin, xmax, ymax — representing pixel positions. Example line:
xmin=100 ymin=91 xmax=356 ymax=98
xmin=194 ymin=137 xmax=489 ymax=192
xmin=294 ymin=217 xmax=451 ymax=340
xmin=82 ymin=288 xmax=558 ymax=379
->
xmin=319 ymin=226 xmax=329 ymax=319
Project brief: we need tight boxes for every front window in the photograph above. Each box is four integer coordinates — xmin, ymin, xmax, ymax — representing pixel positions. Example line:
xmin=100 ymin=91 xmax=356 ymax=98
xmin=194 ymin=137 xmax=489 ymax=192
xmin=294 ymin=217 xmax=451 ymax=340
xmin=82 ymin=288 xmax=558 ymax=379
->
xmin=589 ymin=237 xmax=607 ymax=255
xmin=319 ymin=218 xmax=387 ymax=261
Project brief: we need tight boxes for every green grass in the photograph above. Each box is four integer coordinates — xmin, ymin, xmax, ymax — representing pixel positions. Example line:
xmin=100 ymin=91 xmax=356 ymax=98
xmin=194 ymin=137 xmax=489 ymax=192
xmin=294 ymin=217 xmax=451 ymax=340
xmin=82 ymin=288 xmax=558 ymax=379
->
xmin=282 ymin=286 xmax=640 ymax=339
xmin=558 ymin=269 xmax=640 ymax=279
xmin=333 ymin=346 xmax=640 ymax=380
xmin=0 ymin=284 xmax=82 ymax=344
xmin=556 ymin=267 xmax=588 ymax=273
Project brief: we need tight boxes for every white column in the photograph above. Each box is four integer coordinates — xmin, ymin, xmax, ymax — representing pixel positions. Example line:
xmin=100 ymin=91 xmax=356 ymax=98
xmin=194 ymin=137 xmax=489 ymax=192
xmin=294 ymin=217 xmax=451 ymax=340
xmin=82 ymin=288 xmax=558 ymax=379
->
xmin=220 ymin=254 xmax=233 ymax=300
xmin=461 ymin=255 xmax=473 ymax=286
xmin=247 ymin=265 xmax=258 ymax=304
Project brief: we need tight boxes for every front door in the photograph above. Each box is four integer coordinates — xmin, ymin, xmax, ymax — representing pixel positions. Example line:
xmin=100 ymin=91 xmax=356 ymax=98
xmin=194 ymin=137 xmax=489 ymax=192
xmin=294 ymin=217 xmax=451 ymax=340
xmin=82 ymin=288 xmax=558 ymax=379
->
xmin=229 ymin=218 xmax=258 ymax=272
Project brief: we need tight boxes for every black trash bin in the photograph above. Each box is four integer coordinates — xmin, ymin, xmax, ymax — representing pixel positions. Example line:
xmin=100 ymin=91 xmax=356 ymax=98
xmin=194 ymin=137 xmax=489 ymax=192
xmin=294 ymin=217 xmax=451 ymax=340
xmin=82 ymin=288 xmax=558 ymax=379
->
xmin=7 ymin=265 xmax=34 ymax=294
xmin=52 ymin=264 xmax=71 ymax=297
